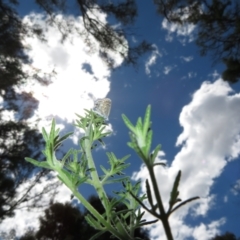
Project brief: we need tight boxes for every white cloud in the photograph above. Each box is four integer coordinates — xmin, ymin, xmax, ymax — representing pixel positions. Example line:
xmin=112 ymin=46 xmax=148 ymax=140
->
xmin=132 ymin=79 xmax=240 ymax=239
xmin=192 ymin=218 xmax=226 ymax=240
xmin=145 ymin=44 xmax=162 ymax=75
xmin=180 ymin=56 xmax=193 ymax=62
xmin=13 ymin=11 xmax=125 ymax=132
xmin=231 ymin=179 xmax=240 ymax=196
xmin=0 ymin=10 xmax=126 ymax=237
xmin=0 ymin=173 xmax=71 ymax=237
xmin=132 ymin=36 xmax=137 ymax=43
xmin=188 ymin=71 xmax=197 ymax=78
xmin=163 ymin=65 xmax=176 ymax=75
xmin=208 ymin=70 xmax=221 ymax=80
xmin=162 ymin=18 xmax=196 ymax=45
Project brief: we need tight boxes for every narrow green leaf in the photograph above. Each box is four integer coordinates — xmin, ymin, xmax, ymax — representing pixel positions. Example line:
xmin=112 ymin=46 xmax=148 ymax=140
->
xmin=168 ymin=196 xmax=200 ymax=216
xmin=75 ymin=176 xmax=89 ymax=186
xmin=97 ymin=138 xmax=105 ymax=146
xmin=103 ymin=176 xmax=129 ymax=185
xmin=122 ymin=114 xmax=136 ymax=133
xmin=61 ymin=148 xmax=74 ymax=166
xmin=144 ymin=130 xmax=152 ymax=158
xmin=85 ymin=214 xmax=103 ymax=229
xmin=42 ymin=127 xmax=48 ymax=142
xmin=56 ymin=132 xmax=73 ymax=145
xmin=150 ymin=144 xmax=161 ymax=164
xmin=143 ymin=105 xmax=151 ymax=137
xmin=153 ymin=162 xmax=166 ymax=167
xmin=146 ymin=179 xmax=154 ymax=208
xmin=136 ymin=117 xmax=143 ymax=131
xmin=49 ymin=119 xmax=56 ymax=143
xmin=100 ymin=165 xmax=109 ymax=175
xmin=25 ymin=158 xmax=52 ymax=170
xmin=169 ymin=170 xmax=181 ymax=207
xmin=89 ymin=231 xmax=106 ymax=240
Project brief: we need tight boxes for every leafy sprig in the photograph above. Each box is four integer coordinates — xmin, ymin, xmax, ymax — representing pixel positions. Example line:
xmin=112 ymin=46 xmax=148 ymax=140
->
xmin=26 ymin=105 xmax=199 ymax=240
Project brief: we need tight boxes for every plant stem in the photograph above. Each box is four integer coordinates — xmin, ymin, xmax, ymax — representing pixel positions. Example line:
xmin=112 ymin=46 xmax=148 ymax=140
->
xmin=71 ymin=185 xmax=125 ymax=239
xmin=148 ymin=166 xmax=174 ymax=240
xmin=84 ymin=121 xmax=110 ymax=215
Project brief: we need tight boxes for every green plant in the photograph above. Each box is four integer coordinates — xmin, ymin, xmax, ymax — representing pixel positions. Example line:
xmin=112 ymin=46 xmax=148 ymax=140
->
xmin=26 ymin=105 xmax=199 ymax=240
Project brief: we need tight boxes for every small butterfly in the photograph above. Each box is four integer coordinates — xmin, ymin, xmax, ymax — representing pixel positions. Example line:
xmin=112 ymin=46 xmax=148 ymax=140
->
xmin=93 ymin=98 xmax=111 ymax=120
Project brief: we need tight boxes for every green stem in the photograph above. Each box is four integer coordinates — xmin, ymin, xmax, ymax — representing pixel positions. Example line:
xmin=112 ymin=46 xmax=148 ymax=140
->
xmin=148 ymin=166 xmax=174 ymax=240
xmin=83 ymin=121 xmax=134 ymax=239
xmin=64 ymin=179 xmax=125 ymax=239
xmin=84 ymin=121 xmax=110 ymax=216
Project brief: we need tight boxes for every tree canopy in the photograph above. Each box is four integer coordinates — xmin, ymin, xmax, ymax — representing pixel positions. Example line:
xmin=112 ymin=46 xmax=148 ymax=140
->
xmin=153 ymin=0 xmax=240 ymax=83
xmin=18 ymin=196 xmax=150 ymax=240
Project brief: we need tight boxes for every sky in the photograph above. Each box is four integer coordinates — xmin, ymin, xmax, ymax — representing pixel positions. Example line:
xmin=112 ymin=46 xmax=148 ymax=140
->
xmin=1 ymin=1 xmax=240 ymax=240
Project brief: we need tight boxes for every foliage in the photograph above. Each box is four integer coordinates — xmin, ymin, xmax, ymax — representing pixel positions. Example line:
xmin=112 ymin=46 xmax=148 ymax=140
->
xmin=0 ymin=119 xmax=48 ymax=221
xmin=153 ymin=0 xmax=240 ymax=83
xmin=19 ymin=196 xmax=150 ymax=240
xmin=34 ymin=0 xmax=152 ymax=67
xmin=222 ymin=58 xmax=240 ymax=83
xmin=0 ymin=0 xmax=59 ymax=223
xmin=211 ymin=231 xmax=240 ymax=240
xmin=0 ymin=0 xmax=46 ymax=101
xmin=26 ymin=106 xmax=199 ymax=240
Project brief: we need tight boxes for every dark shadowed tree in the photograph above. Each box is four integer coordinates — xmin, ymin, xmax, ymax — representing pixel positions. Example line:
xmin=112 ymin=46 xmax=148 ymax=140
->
xmin=0 ymin=0 xmax=46 ymax=101
xmin=32 ymin=0 xmax=152 ymax=67
xmin=153 ymin=0 xmax=240 ymax=83
xmin=0 ymin=117 xmax=55 ymax=221
xmin=19 ymin=196 xmax=150 ymax=240
xmin=211 ymin=231 xmax=240 ymax=240
xmin=0 ymin=0 xmax=60 ymax=223
xmin=222 ymin=58 xmax=240 ymax=83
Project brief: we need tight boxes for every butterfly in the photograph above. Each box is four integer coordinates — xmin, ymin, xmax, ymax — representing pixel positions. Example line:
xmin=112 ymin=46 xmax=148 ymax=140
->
xmin=93 ymin=98 xmax=111 ymax=120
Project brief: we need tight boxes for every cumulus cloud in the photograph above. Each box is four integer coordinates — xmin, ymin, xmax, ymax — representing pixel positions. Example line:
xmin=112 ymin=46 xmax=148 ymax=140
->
xmin=132 ymin=79 xmax=240 ymax=239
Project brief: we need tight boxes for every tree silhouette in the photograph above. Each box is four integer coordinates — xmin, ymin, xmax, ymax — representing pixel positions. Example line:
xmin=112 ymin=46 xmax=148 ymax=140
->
xmin=19 ymin=196 xmax=150 ymax=240
xmin=33 ymin=0 xmax=152 ymax=67
xmin=0 ymin=0 xmax=46 ymax=101
xmin=0 ymin=118 xmax=52 ymax=221
xmin=2 ymin=0 xmax=240 ymax=86
xmin=153 ymin=0 xmax=240 ymax=83
xmin=211 ymin=231 xmax=240 ymax=240
xmin=0 ymin=0 xmax=61 ymax=223
xmin=222 ymin=58 xmax=240 ymax=83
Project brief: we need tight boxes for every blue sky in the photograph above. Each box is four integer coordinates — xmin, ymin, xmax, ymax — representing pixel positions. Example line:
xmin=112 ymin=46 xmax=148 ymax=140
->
xmin=1 ymin=1 xmax=240 ymax=239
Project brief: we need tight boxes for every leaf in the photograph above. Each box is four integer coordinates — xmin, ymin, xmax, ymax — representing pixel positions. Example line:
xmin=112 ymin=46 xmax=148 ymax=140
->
xmin=122 ymin=114 xmax=136 ymax=133
xmin=54 ymin=132 xmax=73 ymax=148
xmin=89 ymin=231 xmax=107 ymax=240
xmin=85 ymin=214 xmax=103 ymax=229
xmin=146 ymin=179 xmax=154 ymax=208
xmin=144 ymin=129 xmax=152 ymax=158
xmin=42 ymin=127 xmax=48 ymax=142
xmin=136 ymin=117 xmax=143 ymax=131
xmin=142 ymin=105 xmax=151 ymax=138
xmin=151 ymin=144 xmax=161 ymax=164
xmin=25 ymin=158 xmax=52 ymax=169
xmin=153 ymin=162 xmax=166 ymax=167
xmin=169 ymin=170 xmax=181 ymax=208
xmin=168 ymin=196 xmax=200 ymax=216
